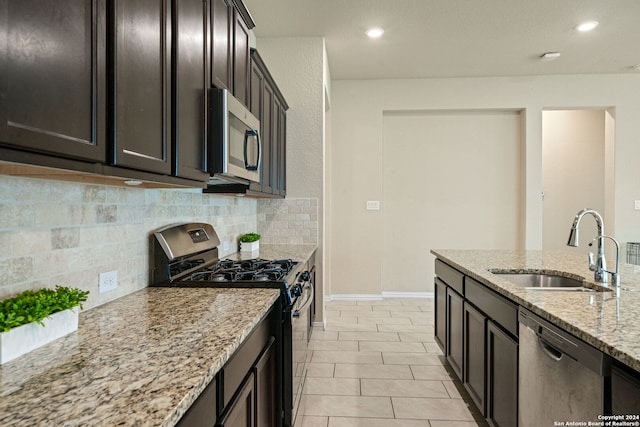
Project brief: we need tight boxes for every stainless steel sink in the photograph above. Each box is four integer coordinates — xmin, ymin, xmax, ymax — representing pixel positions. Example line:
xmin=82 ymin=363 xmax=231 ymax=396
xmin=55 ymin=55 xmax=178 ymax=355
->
xmin=489 ymin=271 xmax=608 ymax=291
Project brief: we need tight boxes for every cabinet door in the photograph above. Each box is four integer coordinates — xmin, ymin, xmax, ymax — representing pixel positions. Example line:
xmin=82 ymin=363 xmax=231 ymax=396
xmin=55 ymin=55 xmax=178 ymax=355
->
xmin=257 ymin=84 xmax=275 ymax=195
xmin=177 ymin=378 xmax=217 ymax=427
xmin=277 ymin=107 xmax=287 ymax=197
xmin=232 ymin=9 xmax=250 ymax=108
xmin=248 ymin=56 xmax=267 ymax=193
xmin=0 ymin=0 xmax=106 ymax=162
xmin=486 ymin=320 xmax=518 ymax=427
xmin=173 ymin=0 xmax=209 ymax=181
xmin=446 ymin=287 xmax=463 ymax=379
xmin=210 ymin=0 xmax=232 ymax=91
xmin=254 ymin=339 xmax=276 ymax=427
xmin=111 ymin=0 xmax=172 ymax=174
xmin=271 ymin=97 xmax=287 ymax=197
xmin=434 ymin=278 xmax=446 ymax=352
xmin=612 ymin=364 xmax=640 ymax=414
xmin=249 ymin=58 xmax=264 ymax=118
xmin=463 ymin=302 xmax=486 ymax=415
xmin=217 ymin=372 xmax=256 ymax=427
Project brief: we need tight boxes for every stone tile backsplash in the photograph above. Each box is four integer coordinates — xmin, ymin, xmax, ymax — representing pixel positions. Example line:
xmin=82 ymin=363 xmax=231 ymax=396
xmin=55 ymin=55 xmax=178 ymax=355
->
xmin=258 ymin=198 xmax=318 ymax=244
xmin=0 ymin=175 xmax=319 ymax=309
xmin=0 ymin=176 xmax=255 ymax=308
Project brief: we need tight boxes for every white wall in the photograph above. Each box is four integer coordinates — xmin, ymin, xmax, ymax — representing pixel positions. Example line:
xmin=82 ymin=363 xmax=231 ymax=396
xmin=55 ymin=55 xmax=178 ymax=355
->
xmin=381 ymin=110 xmax=522 ymax=294
xmin=252 ymin=37 xmax=327 ymax=321
xmin=331 ymin=75 xmax=640 ymax=296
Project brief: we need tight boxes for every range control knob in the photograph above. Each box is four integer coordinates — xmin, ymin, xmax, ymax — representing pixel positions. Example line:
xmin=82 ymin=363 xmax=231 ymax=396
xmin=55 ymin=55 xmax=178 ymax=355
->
xmin=291 ymin=283 xmax=303 ymax=297
xmin=300 ymin=271 xmax=311 ymax=282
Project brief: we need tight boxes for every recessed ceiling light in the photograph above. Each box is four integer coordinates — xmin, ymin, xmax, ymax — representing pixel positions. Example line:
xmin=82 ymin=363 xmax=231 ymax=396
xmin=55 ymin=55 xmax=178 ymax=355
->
xmin=366 ymin=28 xmax=384 ymax=38
xmin=540 ymin=52 xmax=561 ymax=61
xmin=576 ymin=21 xmax=599 ymax=32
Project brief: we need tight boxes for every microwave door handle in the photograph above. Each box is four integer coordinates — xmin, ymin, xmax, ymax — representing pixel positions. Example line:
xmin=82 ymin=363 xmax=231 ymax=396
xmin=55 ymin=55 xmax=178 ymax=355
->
xmin=243 ymin=129 xmax=260 ymax=171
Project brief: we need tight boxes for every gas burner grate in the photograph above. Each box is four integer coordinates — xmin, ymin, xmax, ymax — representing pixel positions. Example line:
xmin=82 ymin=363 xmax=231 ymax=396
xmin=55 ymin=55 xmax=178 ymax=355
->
xmin=186 ymin=258 xmax=297 ymax=283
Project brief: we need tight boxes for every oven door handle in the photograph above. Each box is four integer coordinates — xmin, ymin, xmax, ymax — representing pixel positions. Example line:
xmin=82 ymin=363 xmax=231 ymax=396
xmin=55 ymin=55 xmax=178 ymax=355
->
xmin=292 ymin=282 xmax=314 ymax=318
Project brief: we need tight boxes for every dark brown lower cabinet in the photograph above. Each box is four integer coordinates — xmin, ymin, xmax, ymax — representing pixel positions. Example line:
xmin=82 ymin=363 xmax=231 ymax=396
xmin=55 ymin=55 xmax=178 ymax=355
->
xmin=435 ymin=259 xmax=518 ymax=427
xmin=446 ymin=287 xmax=464 ymax=379
xmin=177 ymin=379 xmax=217 ymax=427
xmin=463 ymin=302 xmax=486 ymax=415
xmin=434 ymin=278 xmax=447 ymax=352
xmin=486 ymin=320 xmax=518 ymax=427
xmin=218 ymin=372 xmax=256 ymax=427
xmin=612 ymin=363 xmax=640 ymax=414
xmin=254 ymin=339 xmax=276 ymax=427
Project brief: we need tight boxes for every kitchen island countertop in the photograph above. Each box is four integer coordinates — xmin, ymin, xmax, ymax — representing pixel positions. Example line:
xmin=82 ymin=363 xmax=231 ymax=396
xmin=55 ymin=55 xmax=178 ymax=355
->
xmin=431 ymin=249 xmax=640 ymax=372
xmin=0 ymin=287 xmax=280 ymax=427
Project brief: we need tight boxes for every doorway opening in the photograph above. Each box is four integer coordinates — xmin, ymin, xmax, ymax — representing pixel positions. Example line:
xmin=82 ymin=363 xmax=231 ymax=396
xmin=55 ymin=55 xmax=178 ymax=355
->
xmin=542 ymin=109 xmax=615 ymax=252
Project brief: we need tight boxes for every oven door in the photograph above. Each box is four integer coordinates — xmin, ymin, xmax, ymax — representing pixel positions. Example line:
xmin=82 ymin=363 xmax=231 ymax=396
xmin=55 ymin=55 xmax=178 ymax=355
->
xmin=290 ymin=280 xmax=314 ymax=426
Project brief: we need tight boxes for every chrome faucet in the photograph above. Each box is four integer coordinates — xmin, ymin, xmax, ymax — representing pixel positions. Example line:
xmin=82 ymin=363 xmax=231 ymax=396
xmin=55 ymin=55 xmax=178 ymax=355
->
xmin=567 ymin=208 xmax=608 ymax=283
xmin=567 ymin=208 xmax=621 ymax=286
xmin=589 ymin=235 xmax=621 ymax=287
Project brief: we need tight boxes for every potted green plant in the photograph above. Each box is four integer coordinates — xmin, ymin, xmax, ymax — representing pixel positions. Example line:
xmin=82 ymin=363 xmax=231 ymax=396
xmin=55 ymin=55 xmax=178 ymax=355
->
xmin=239 ymin=232 xmax=261 ymax=253
xmin=0 ymin=286 xmax=89 ymax=364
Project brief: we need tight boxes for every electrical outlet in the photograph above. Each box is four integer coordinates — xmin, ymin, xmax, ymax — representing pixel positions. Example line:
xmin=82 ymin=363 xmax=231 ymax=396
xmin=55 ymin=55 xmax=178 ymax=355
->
xmin=223 ymin=241 xmax=229 ymax=251
xmin=99 ymin=270 xmax=118 ymax=293
xmin=635 ymin=200 xmax=640 ymax=210
xmin=366 ymin=200 xmax=380 ymax=211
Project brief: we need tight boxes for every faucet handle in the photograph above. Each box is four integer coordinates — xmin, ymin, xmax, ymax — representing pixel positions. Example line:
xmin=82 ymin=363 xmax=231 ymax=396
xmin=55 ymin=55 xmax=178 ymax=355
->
xmin=588 ymin=252 xmax=596 ymax=271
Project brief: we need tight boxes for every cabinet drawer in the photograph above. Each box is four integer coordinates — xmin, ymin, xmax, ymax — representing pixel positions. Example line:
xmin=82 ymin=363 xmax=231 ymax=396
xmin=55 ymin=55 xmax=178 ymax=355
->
xmin=465 ymin=277 xmax=518 ymax=337
xmin=222 ymin=310 xmax=272 ymax=408
xmin=435 ymin=259 xmax=464 ymax=295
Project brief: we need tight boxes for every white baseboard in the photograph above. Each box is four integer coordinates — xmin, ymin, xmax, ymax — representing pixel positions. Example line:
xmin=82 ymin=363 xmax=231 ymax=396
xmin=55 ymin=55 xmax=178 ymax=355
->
xmin=381 ymin=291 xmax=434 ymax=299
xmin=326 ymin=292 xmax=434 ymax=301
xmin=325 ymin=294 xmax=384 ymax=301
xmin=312 ymin=321 xmax=325 ymax=330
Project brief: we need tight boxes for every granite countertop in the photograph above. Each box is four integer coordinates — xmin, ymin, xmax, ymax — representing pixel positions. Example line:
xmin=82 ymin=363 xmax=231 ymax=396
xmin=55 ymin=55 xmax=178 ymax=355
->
xmin=431 ymin=249 xmax=640 ymax=372
xmin=0 ymin=287 xmax=280 ymax=427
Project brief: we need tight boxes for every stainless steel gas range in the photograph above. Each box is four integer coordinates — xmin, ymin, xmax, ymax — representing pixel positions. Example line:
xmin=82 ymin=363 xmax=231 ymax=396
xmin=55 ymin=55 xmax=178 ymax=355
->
xmin=149 ymin=222 xmax=313 ymax=427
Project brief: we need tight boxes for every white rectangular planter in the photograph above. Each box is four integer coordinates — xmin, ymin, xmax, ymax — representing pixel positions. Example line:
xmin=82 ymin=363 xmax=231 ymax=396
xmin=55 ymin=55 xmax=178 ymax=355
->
xmin=240 ymin=240 xmax=260 ymax=253
xmin=0 ymin=307 xmax=79 ymax=364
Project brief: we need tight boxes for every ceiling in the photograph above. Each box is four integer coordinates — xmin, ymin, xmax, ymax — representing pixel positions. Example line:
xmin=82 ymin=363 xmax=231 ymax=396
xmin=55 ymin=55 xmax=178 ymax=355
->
xmin=242 ymin=0 xmax=640 ymax=80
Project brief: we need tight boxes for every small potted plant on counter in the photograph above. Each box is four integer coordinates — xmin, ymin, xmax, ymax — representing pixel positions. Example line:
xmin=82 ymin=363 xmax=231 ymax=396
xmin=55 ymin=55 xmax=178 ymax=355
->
xmin=0 ymin=286 xmax=89 ymax=364
xmin=239 ymin=232 xmax=261 ymax=253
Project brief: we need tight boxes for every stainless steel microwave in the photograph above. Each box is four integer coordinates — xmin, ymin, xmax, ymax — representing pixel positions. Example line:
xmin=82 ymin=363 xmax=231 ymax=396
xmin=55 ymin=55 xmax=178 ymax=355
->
xmin=208 ymin=88 xmax=261 ymax=184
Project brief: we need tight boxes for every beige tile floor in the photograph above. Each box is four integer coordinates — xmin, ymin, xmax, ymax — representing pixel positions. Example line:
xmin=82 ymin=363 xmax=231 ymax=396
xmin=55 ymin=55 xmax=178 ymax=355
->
xmin=296 ymin=298 xmax=488 ymax=427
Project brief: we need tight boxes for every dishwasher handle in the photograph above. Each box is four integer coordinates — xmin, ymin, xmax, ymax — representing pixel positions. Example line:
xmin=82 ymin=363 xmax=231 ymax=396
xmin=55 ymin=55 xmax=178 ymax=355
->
xmin=539 ymin=339 xmax=563 ymax=361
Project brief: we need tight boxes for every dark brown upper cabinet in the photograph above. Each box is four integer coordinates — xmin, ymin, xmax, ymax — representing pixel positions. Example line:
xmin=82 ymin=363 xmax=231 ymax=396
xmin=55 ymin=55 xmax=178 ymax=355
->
xmin=232 ymin=9 xmax=250 ymax=108
xmin=172 ymin=0 xmax=210 ymax=181
xmin=210 ymin=0 xmax=253 ymax=108
xmin=0 ymin=0 xmax=107 ymax=163
xmin=247 ymin=49 xmax=288 ymax=198
xmin=210 ymin=0 xmax=233 ymax=92
xmin=275 ymin=97 xmax=287 ymax=197
xmin=110 ymin=0 xmax=172 ymax=175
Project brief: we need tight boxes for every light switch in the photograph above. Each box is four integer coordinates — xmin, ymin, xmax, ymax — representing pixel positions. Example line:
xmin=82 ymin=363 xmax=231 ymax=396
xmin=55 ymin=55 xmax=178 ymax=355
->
xmin=635 ymin=200 xmax=640 ymax=210
xmin=366 ymin=200 xmax=380 ymax=211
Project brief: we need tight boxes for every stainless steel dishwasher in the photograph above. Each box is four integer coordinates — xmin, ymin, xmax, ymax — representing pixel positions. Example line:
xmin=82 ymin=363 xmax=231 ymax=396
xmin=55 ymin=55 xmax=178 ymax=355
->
xmin=518 ymin=308 xmax=610 ymax=426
